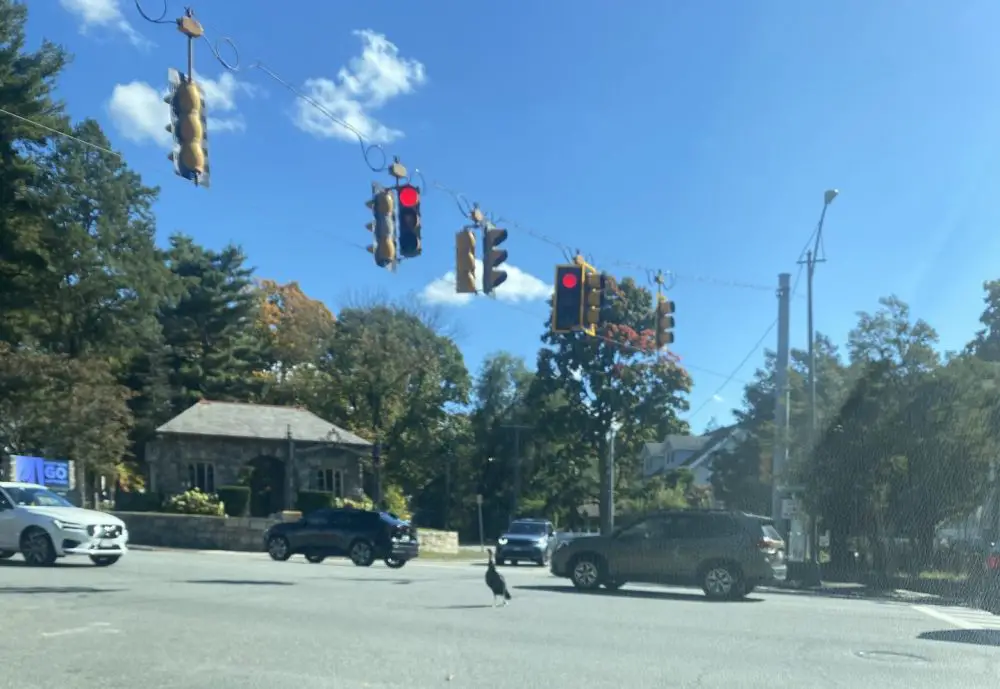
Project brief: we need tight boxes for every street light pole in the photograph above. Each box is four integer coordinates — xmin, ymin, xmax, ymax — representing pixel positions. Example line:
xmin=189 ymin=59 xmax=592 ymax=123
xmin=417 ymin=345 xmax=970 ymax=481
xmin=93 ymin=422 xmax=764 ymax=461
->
xmin=798 ymin=188 xmax=838 ymax=587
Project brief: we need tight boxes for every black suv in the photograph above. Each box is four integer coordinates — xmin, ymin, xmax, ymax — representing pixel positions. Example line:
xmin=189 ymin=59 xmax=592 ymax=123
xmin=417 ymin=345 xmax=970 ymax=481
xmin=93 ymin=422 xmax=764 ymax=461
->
xmin=265 ymin=507 xmax=419 ymax=569
xmin=495 ymin=518 xmax=557 ymax=566
xmin=550 ymin=509 xmax=786 ymax=600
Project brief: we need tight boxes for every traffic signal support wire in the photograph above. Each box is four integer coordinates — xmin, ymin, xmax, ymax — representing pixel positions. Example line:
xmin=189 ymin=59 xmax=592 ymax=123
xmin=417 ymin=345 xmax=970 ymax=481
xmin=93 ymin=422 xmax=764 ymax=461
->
xmin=127 ymin=1 xmax=775 ymax=295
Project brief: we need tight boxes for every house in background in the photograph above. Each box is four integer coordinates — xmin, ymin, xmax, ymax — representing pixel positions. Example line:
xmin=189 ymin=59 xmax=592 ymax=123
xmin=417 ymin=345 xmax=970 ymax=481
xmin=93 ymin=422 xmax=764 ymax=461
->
xmin=145 ymin=400 xmax=371 ymax=517
xmin=639 ymin=424 xmax=748 ymax=495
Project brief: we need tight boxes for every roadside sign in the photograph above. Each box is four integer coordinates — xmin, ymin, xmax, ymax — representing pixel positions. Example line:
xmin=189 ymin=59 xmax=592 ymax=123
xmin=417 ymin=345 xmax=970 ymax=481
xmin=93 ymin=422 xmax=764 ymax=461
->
xmin=781 ymin=498 xmax=799 ymax=519
xmin=476 ymin=494 xmax=483 ymax=505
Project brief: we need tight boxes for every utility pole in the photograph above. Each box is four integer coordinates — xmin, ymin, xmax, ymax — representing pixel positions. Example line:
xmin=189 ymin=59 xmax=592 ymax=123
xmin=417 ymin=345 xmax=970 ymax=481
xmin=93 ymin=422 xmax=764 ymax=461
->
xmin=797 ymin=189 xmax=839 ymax=587
xmin=604 ymin=422 xmax=620 ymax=535
xmin=771 ymin=273 xmax=792 ymax=538
xmin=500 ymin=423 xmax=531 ymax=521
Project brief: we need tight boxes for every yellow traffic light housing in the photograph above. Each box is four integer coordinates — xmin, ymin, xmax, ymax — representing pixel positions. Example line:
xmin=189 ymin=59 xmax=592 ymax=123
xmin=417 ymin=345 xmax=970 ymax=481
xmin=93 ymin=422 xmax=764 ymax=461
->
xmin=552 ymin=264 xmax=585 ymax=333
xmin=366 ymin=187 xmax=396 ymax=268
xmin=582 ymin=266 xmax=603 ymax=336
xmin=483 ymin=228 xmax=508 ymax=294
xmin=655 ymin=296 xmax=676 ymax=349
xmin=165 ymin=68 xmax=209 ymax=188
xmin=455 ymin=229 xmax=477 ymax=294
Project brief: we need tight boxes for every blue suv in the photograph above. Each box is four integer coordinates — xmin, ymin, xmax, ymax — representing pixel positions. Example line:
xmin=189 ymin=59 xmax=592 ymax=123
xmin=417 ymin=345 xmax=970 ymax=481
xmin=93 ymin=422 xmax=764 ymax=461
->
xmin=495 ymin=518 xmax=557 ymax=566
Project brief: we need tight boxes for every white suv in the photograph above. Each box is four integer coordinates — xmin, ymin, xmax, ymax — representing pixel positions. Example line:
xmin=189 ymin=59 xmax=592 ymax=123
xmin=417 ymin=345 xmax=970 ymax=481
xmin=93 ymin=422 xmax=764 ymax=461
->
xmin=0 ymin=481 xmax=129 ymax=566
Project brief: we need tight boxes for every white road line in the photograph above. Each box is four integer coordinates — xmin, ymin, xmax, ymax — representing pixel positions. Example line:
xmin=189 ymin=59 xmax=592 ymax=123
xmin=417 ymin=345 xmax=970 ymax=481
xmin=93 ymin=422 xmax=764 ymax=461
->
xmin=41 ymin=622 xmax=120 ymax=638
xmin=912 ymin=605 xmax=983 ymax=630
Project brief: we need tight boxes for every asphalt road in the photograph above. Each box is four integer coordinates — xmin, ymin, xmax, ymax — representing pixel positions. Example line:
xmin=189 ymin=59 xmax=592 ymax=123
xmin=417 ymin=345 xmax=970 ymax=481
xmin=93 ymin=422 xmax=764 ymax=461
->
xmin=2 ymin=550 xmax=998 ymax=689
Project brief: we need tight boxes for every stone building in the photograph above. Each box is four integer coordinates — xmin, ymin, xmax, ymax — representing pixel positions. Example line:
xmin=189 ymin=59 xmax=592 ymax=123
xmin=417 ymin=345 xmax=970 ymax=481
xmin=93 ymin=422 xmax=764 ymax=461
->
xmin=145 ymin=400 xmax=371 ymax=517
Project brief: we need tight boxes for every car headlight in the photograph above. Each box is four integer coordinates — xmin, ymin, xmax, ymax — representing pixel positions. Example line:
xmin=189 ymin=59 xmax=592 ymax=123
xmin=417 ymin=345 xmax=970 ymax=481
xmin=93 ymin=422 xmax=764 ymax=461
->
xmin=497 ymin=537 xmax=508 ymax=545
xmin=53 ymin=519 xmax=85 ymax=531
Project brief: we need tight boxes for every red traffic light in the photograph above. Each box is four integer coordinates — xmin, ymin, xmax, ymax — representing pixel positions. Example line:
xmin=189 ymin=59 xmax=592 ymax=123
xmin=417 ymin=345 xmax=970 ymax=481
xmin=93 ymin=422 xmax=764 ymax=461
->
xmin=561 ymin=272 xmax=579 ymax=290
xmin=398 ymin=185 xmax=420 ymax=208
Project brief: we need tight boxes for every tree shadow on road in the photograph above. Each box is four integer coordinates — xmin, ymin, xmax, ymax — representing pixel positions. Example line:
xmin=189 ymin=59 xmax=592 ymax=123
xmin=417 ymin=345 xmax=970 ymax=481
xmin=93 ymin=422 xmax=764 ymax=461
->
xmin=183 ymin=579 xmax=295 ymax=586
xmin=425 ymin=604 xmax=495 ymax=609
xmin=515 ymin=584 xmax=763 ymax=603
xmin=0 ymin=559 xmax=93 ymax=568
xmin=332 ymin=577 xmax=414 ymax=585
xmin=761 ymin=586 xmax=967 ymax=608
xmin=918 ymin=629 xmax=1000 ymax=647
xmin=0 ymin=586 xmax=126 ymax=594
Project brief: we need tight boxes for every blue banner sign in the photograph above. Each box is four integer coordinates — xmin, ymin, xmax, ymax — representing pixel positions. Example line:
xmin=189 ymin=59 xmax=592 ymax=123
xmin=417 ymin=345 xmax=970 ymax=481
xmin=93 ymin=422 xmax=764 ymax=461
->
xmin=13 ymin=456 xmax=71 ymax=488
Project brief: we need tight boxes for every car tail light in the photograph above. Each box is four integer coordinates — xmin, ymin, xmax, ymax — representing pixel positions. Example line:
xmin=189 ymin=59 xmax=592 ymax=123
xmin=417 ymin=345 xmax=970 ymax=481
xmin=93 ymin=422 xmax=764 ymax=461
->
xmin=757 ymin=537 xmax=782 ymax=553
xmin=987 ymin=554 xmax=1000 ymax=570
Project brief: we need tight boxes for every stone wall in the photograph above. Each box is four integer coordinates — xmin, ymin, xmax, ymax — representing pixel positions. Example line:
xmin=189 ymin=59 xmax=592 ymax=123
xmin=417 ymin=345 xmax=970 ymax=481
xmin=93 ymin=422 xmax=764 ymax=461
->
xmin=113 ymin=511 xmax=459 ymax=554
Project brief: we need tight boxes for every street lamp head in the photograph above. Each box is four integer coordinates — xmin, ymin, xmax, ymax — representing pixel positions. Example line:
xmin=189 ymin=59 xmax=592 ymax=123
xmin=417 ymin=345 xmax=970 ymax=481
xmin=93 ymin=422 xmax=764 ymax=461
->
xmin=823 ymin=189 xmax=839 ymax=205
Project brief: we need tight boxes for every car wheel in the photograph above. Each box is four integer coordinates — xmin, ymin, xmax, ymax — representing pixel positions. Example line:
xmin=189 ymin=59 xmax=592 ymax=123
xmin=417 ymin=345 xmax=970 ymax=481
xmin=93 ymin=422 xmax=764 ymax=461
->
xmin=536 ymin=552 xmax=550 ymax=567
xmin=0 ymin=550 xmax=15 ymax=560
xmin=569 ymin=554 xmax=604 ymax=591
xmin=604 ymin=580 xmax=626 ymax=591
xmin=349 ymin=539 xmax=375 ymax=567
xmin=90 ymin=555 xmax=120 ymax=567
xmin=384 ymin=557 xmax=407 ymax=569
xmin=267 ymin=535 xmax=292 ymax=562
xmin=701 ymin=562 xmax=744 ymax=600
xmin=20 ymin=527 xmax=56 ymax=567
xmin=305 ymin=553 xmax=326 ymax=564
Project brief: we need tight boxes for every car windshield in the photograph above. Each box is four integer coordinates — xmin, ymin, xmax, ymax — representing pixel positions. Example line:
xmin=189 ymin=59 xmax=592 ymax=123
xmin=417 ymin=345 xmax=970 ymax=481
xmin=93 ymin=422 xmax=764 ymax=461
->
xmin=5 ymin=486 xmax=73 ymax=507
xmin=508 ymin=522 xmax=546 ymax=535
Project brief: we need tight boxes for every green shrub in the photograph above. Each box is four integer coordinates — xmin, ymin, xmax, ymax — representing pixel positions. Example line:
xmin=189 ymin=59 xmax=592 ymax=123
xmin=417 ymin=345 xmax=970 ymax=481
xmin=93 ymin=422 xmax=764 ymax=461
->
xmin=381 ymin=485 xmax=411 ymax=521
xmin=334 ymin=493 xmax=374 ymax=511
xmin=296 ymin=490 xmax=337 ymax=514
xmin=217 ymin=485 xmax=251 ymax=517
xmin=163 ymin=489 xmax=224 ymax=516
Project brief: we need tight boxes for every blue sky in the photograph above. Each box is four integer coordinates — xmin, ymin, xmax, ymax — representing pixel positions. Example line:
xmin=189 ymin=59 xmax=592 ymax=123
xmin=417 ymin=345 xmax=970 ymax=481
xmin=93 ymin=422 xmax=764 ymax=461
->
xmin=25 ymin=0 xmax=1000 ymax=433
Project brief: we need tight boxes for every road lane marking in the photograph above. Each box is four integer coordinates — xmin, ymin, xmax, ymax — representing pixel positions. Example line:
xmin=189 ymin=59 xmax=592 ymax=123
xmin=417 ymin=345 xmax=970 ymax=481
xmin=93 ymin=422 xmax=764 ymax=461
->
xmin=42 ymin=622 xmax=120 ymax=638
xmin=912 ymin=605 xmax=983 ymax=630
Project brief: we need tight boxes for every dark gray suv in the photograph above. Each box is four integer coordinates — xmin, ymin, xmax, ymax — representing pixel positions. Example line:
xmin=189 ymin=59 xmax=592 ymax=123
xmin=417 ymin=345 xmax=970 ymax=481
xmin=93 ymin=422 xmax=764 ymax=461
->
xmin=550 ymin=509 xmax=786 ymax=600
xmin=495 ymin=518 xmax=557 ymax=566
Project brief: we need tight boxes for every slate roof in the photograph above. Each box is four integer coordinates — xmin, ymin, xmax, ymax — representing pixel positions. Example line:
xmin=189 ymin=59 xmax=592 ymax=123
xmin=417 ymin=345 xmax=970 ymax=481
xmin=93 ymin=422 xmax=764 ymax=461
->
xmin=156 ymin=400 xmax=371 ymax=447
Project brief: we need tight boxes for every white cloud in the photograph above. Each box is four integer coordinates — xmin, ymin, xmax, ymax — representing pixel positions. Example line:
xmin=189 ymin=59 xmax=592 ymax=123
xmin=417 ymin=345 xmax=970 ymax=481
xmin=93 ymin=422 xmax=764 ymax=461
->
xmin=712 ymin=394 xmax=724 ymax=403
xmin=59 ymin=0 xmax=148 ymax=48
xmin=292 ymin=29 xmax=427 ymax=145
xmin=420 ymin=260 xmax=552 ymax=307
xmin=107 ymin=72 xmax=258 ymax=148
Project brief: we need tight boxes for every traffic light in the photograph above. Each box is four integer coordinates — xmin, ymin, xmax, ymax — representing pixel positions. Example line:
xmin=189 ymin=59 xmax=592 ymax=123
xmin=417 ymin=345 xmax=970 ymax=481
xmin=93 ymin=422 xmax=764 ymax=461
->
xmin=455 ymin=229 xmax=477 ymax=294
xmin=164 ymin=68 xmax=209 ymax=188
xmin=582 ymin=265 xmax=603 ymax=336
xmin=655 ymin=296 xmax=676 ymax=349
xmin=366 ymin=188 xmax=396 ymax=268
xmin=483 ymin=228 xmax=508 ymax=294
xmin=552 ymin=264 xmax=584 ymax=333
xmin=397 ymin=184 xmax=422 ymax=258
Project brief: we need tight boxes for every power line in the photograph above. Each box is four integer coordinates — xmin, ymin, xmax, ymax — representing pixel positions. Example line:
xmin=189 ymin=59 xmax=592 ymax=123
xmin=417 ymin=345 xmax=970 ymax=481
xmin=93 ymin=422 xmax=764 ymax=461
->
xmin=0 ymin=107 xmax=123 ymax=159
xmin=685 ymin=224 xmax=819 ymax=422
xmin=124 ymin=5 xmax=785 ymax=297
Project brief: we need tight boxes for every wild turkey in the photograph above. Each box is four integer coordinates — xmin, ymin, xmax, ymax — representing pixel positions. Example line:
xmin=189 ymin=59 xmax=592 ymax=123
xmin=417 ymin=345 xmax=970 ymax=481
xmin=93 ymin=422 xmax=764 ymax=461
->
xmin=485 ymin=548 xmax=512 ymax=607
